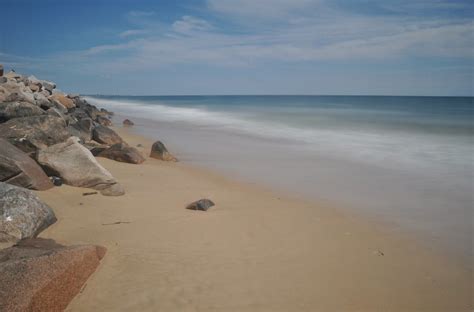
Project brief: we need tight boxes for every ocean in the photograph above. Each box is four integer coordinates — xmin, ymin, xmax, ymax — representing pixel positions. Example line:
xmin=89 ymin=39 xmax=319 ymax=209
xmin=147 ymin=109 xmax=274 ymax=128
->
xmin=86 ymin=95 xmax=473 ymax=263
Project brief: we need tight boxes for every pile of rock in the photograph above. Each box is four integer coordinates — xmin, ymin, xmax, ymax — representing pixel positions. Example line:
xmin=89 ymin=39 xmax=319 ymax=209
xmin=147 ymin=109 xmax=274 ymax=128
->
xmin=0 ymin=66 xmax=180 ymax=310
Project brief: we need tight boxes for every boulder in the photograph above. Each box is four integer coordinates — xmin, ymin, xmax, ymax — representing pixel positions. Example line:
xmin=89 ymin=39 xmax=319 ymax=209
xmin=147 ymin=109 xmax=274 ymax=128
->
xmin=29 ymin=84 xmax=40 ymax=92
xmin=123 ymin=119 xmax=134 ymax=126
xmin=97 ymin=143 xmax=145 ymax=164
xmin=50 ymin=93 xmax=75 ymax=109
xmin=0 ymin=115 xmax=70 ymax=156
xmin=186 ymin=199 xmax=215 ymax=211
xmin=0 ymin=138 xmax=53 ymax=190
xmin=0 ymin=77 xmax=7 ymax=84
xmin=150 ymin=140 xmax=178 ymax=161
xmin=4 ymin=71 xmax=21 ymax=80
xmin=67 ymin=117 xmax=94 ymax=142
xmin=0 ymin=101 xmax=45 ymax=122
xmin=0 ymin=182 xmax=57 ymax=248
xmin=92 ymin=124 xmax=123 ymax=145
xmin=0 ymin=238 xmax=106 ymax=312
xmin=34 ymin=92 xmax=52 ymax=109
xmin=41 ymin=80 xmax=56 ymax=92
xmin=37 ymin=137 xmax=124 ymax=196
xmin=96 ymin=115 xmax=112 ymax=126
xmin=1 ymin=80 xmax=36 ymax=104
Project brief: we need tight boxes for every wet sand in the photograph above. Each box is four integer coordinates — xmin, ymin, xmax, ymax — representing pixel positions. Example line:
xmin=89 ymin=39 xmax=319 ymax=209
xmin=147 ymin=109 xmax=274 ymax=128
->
xmin=38 ymin=127 xmax=472 ymax=311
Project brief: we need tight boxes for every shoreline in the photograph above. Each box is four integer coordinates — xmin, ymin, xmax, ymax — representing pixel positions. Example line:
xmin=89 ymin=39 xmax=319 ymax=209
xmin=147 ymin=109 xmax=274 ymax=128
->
xmin=38 ymin=126 xmax=472 ymax=311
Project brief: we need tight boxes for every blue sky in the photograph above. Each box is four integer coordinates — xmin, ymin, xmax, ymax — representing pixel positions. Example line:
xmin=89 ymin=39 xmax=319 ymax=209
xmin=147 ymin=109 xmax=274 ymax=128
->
xmin=1 ymin=0 xmax=473 ymax=95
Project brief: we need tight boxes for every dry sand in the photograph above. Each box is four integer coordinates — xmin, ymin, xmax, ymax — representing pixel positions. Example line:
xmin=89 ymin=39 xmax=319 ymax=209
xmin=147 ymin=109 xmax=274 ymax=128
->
xmin=38 ymin=128 xmax=472 ymax=311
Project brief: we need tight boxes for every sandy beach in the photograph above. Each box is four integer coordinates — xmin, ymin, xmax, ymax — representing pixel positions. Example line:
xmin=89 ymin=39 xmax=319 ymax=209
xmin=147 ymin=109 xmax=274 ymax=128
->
xmin=37 ymin=127 xmax=472 ymax=311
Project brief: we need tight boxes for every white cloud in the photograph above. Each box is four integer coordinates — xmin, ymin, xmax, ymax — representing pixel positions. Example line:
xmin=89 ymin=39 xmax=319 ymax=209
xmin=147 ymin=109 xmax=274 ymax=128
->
xmin=119 ymin=29 xmax=148 ymax=38
xmin=172 ymin=16 xmax=213 ymax=34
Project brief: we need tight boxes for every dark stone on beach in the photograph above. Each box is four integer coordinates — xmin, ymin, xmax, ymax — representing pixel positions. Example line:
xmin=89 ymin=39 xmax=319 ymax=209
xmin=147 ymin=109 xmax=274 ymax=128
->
xmin=0 ymin=115 xmax=70 ymax=156
xmin=0 ymin=138 xmax=53 ymax=190
xmin=0 ymin=182 xmax=57 ymax=248
xmin=186 ymin=199 xmax=215 ymax=211
xmin=97 ymin=143 xmax=145 ymax=164
xmin=0 ymin=101 xmax=45 ymax=122
xmin=37 ymin=137 xmax=124 ymax=195
xmin=50 ymin=176 xmax=63 ymax=186
xmin=96 ymin=115 xmax=112 ymax=126
xmin=123 ymin=119 xmax=134 ymax=126
xmin=150 ymin=140 xmax=177 ymax=162
xmin=0 ymin=238 xmax=106 ymax=312
xmin=92 ymin=124 xmax=123 ymax=145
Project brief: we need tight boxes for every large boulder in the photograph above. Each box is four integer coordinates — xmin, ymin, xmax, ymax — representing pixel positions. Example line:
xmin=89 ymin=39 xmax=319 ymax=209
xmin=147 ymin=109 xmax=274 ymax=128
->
xmin=150 ymin=140 xmax=178 ymax=161
xmin=50 ymin=93 xmax=75 ymax=109
xmin=96 ymin=115 xmax=112 ymax=126
xmin=97 ymin=143 xmax=145 ymax=164
xmin=0 ymin=115 xmax=70 ymax=156
xmin=0 ymin=238 xmax=106 ymax=312
xmin=0 ymin=138 xmax=53 ymax=190
xmin=0 ymin=101 xmax=45 ymax=122
xmin=92 ymin=124 xmax=123 ymax=145
xmin=67 ymin=117 xmax=94 ymax=142
xmin=0 ymin=80 xmax=35 ymax=104
xmin=37 ymin=137 xmax=124 ymax=196
xmin=0 ymin=182 xmax=57 ymax=248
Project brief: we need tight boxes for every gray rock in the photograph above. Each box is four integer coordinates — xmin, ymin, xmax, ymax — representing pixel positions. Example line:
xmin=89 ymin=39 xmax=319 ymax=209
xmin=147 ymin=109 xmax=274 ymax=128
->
xmin=0 ymin=238 xmax=106 ymax=312
xmin=41 ymin=80 xmax=56 ymax=92
xmin=34 ymin=92 xmax=51 ymax=109
xmin=0 ymin=182 xmax=57 ymax=248
xmin=150 ymin=140 xmax=178 ymax=161
xmin=92 ymin=124 xmax=123 ymax=145
xmin=96 ymin=115 xmax=112 ymax=126
xmin=0 ymin=138 xmax=53 ymax=190
xmin=0 ymin=115 xmax=70 ymax=156
xmin=186 ymin=199 xmax=215 ymax=211
xmin=97 ymin=143 xmax=145 ymax=164
xmin=37 ymin=137 xmax=124 ymax=195
xmin=0 ymin=77 xmax=7 ymax=84
xmin=123 ymin=119 xmax=134 ymax=126
xmin=0 ymin=101 xmax=45 ymax=122
xmin=67 ymin=117 xmax=94 ymax=142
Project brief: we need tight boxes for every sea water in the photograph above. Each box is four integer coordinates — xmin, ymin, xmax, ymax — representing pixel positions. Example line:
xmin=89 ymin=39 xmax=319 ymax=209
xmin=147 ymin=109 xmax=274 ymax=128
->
xmin=86 ymin=95 xmax=473 ymax=264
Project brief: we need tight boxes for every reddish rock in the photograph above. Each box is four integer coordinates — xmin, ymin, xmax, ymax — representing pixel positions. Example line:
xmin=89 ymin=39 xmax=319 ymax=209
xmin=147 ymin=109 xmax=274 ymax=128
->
xmin=0 ymin=238 xmax=106 ymax=312
xmin=0 ymin=138 xmax=53 ymax=190
xmin=97 ymin=143 xmax=145 ymax=164
xmin=50 ymin=93 xmax=75 ymax=109
xmin=123 ymin=119 xmax=134 ymax=126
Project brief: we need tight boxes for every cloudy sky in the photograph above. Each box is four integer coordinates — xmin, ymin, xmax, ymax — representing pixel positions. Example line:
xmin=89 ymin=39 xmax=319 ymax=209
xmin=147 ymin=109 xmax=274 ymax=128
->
xmin=1 ymin=0 xmax=473 ymax=95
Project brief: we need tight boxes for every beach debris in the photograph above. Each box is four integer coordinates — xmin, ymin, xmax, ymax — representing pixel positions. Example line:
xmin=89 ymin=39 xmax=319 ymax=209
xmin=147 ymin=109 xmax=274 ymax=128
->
xmin=137 ymin=143 xmax=143 ymax=147
xmin=150 ymin=140 xmax=178 ymax=162
xmin=186 ymin=199 xmax=215 ymax=211
xmin=123 ymin=118 xmax=134 ymax=126
xmin=101 ymin=221 xmax=131 ymax=226
xmin=0 ymin=238 xmax=106 ymax=312
xmin=96 ymin=142 xmax=145 ymax=164
xmin=82 ymin=191 xmax=98 ymax=196
xmin=0 ymin=182 xmax=57 ymax=248
xmin=0 ymin=138 xmax=53 ymax=190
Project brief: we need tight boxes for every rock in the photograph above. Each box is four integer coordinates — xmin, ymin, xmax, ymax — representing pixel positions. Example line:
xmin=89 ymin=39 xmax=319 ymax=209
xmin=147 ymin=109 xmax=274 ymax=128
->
xmin=0 ymin=101 xmax=45 ymax=122
xmin=97 ymin=143 xmax=145 ymax=164
xmin=0 ymin=138 xmax=53 ymax=190
xmin=0 ymin=64 xmax=3 ymax=76
xmin=28 ymin=84 xmax=40 ymax=92
xmin=96 ymin=115 xmax=112 ymax=126
xmin=100 ymin=183 xmax=125 ymax=196
xmin=4 ymin=71 xmax=21 ymax=80
xmin=123 ymin=119 xmax=134 ymax=126
xmin=50 ymin=93 xmax=75 ymax=109
xmin=150 ymin=140 xmax=178 ymax=161
xmin=1 ymin=80 xmax=36 ymax=104
xmin=0 ymin=77 xmax=7 ymax=84
xmin=0 ymin=182 xmax=57 ymax=247
xmin=46 ymin=107 xmax=67 ymax=121
xmin=0 ymin=115 xmax=70 ymax=156
xmin=34 ymin=92 xmax=52 ymax=109
xmin=92 ymin=124 xmax=123 ymax=145
xmin=41 ymin=80 xmax=56 ymax=92
xmin=186 ymin=199 xmax=215 ymax=211
xmin=50 ymin=176 xmax=63 ymax=186
xmin=67 ymin=117 xmax=94 ymax=142
xmin=82 ymin=141 xmax=109 ymax=156
xmin=37 ymin=137 xmax=124 ymax=195
xmin=0 ymin=238 xmax=106 ymax=312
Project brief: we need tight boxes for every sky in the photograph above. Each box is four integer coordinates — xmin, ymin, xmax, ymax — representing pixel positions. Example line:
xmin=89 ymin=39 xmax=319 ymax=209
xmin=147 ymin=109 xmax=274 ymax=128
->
xmin=1 ymin=0 xmax=473 ymax=96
